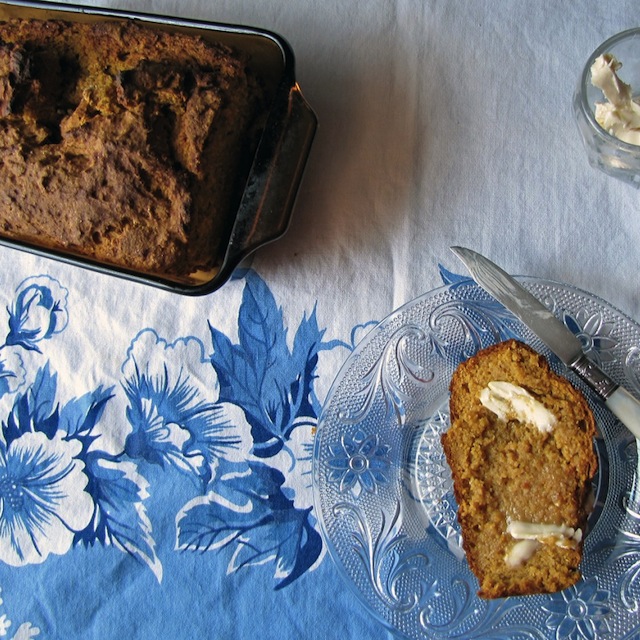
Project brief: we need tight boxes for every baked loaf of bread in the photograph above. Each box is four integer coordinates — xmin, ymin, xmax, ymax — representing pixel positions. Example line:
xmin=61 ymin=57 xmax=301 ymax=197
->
xmin=0 ymin=18 xmax=266 ymax=278
xmin=441 ymin=339 xmax=597 ymax=599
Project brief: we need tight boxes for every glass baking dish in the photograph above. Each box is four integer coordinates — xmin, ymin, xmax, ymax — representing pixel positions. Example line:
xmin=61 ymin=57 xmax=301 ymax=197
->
xmin=0 ymin=0 xmax=317 ymax=295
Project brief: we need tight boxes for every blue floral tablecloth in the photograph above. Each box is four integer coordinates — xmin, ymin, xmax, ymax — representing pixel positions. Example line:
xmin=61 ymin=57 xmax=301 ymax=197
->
xmin=0 ymin=260 xmax=391 ymax=639
xmin=0 ymin=0 xmax=640 ymax=638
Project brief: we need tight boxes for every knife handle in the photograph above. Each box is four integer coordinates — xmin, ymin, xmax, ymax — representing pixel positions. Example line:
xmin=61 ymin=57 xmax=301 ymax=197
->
xmin=571 ymin=354 xmax=619 ymax=398
xmin=571 ymin=354 xmax=640 ymax=440
xmin=605 ymin=387 xmax=640 ymax=441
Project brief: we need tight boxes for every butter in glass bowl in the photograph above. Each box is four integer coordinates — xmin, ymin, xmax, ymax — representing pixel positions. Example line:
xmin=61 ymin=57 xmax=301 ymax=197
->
xmin=574 ymin=28 xmax=640 ymax=187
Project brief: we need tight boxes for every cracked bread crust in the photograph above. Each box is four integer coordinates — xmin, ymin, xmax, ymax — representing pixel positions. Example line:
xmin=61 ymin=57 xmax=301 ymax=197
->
xmin=441 ymin=339 xmax=597 ymax=599
xmin=0 ymin=18 xmax=265 ymax=277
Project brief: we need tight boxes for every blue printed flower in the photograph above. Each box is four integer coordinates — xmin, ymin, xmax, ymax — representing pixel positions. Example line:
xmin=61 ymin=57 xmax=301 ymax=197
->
xmin=124 ymin=397 xmax=206 ymax=476
xmin=327 ymin=429 xmax=391 ymax=498
xmin=5 ymin=276 xmax=68 ymax=353
xmin=0 ymin=431 xmax=93 ymax=566
xmin=542 ymin=578 xmax=612 ymax=640
xmin=122 ymin=329 xmax=252 ymax=487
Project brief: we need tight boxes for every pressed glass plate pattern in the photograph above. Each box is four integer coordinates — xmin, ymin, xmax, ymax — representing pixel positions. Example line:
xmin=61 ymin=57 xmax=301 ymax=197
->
xmin=313 ymin=278 xmax=640 ymax=640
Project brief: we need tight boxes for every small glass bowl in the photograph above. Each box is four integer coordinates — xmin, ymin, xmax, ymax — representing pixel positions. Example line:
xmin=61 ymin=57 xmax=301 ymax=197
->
xmin=574 ymin=28 xmax=640 ymax=187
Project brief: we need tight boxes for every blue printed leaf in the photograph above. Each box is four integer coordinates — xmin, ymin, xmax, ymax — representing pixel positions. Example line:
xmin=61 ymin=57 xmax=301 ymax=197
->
xmin=290 ymin=306 xmax=325 ymax=419
xmin=209 ymin=326 xmax=267 ymax=443
xmin=59 ymin=385 xmax=114 ymax=451
xmin=209 ymin=271 xmax=325 ymax=456
xmin=2 ymin=363 xmax=60 ymax=444
xmin=438 ymin=263 xmax=470 ymax=286
xmin=237 ymin=272 xmax=289 ymax=373
xmin=176 ymin=461 xmax=321 ymax=589
xmin=75 ymin=453 xmax=162 ymax=581
xmin=228 ymin=508 xmax=320 ymax=590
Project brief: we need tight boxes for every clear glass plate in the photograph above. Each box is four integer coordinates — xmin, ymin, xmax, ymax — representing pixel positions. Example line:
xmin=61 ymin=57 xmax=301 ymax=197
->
xmin=312 ymin=278 xmax=640 ymax=640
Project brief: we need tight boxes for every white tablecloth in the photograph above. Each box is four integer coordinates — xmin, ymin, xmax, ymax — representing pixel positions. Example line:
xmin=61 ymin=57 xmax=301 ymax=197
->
xmin=0 ymin=1 xmax=638 ymax=638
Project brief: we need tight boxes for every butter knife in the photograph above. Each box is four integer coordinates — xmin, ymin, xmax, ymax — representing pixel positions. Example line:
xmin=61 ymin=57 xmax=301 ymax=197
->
xmin=450 ymin=246 xmax=640 ymax=440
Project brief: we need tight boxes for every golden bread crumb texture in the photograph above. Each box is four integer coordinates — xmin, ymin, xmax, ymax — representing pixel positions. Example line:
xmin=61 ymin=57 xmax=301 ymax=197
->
xmin=441 ymin=339 xmax=598 ymax=599
xmin=0 ymin=18 xmax=266 ymax=276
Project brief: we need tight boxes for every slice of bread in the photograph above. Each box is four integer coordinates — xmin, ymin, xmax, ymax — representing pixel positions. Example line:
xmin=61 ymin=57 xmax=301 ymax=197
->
xmin=441 ymin=339 xmax=597 ymax=598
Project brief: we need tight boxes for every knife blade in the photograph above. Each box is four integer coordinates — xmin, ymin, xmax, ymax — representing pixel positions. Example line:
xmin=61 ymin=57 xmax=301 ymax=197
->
xmin=450 ymin=245 xmax=640 ymax=440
